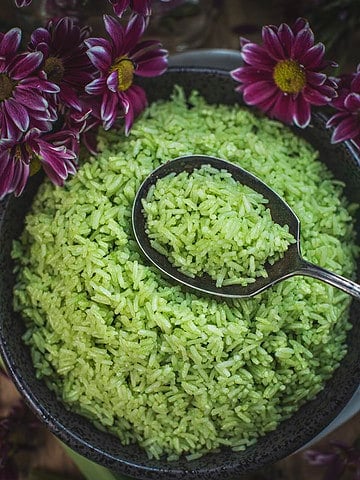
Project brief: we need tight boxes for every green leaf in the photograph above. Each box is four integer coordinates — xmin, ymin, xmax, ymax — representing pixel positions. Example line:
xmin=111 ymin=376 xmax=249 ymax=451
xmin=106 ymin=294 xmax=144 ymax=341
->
xmin=28 ymin=469 xmax=79 ymax=480
xmin=62 ymin=443 xmax=133 ymax=480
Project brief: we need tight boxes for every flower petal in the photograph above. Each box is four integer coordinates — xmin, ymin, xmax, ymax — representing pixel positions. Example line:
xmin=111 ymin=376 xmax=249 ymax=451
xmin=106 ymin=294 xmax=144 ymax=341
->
xmin=132 ymin=0 xmax=151 ymax=15
xmin=87 ymin=46 xmax=112 ymax=71
xmin=9 ymin=52 xmax=43 ymax=80
xmin=231 ymin=66 xmax=272 ymax=84
xmin=306 ymin=71 xmax=327 ymax=87
xmin=242 ymin=80 xmax=278 ymax=105
xmin=41 ymin=156 xmax=67 ymax=185
xmin=268 ymin=92 xmax=294 ymax=124
xmin=128 ymin=84 xmax=147 ymax=114
xmin=106 ymin=70 xmax=119 ymax=92
xmin=59 ymin=83 xmax=82 ymax=111
xmin=315 ymin=82 xmax=337 ymax=100
xmin=85 ymin=77 xmax=107 ymax=95
xmin=103 ymin=15 xmax=125 ymax=55
xmin=351 ymin=72 xmax=360 ymax=93
xmin=0 ymin=144 xmax=30 ymax=198
xmin=123 ymin=14 xmax=147 ymax=53
xmin=135 ymin=51 xmax=168 ymax=77
xmin=19 ymin=77 xmax=60 ymax=93
xmin=0 ymin=28 xmax=21 ymax=57
xmin=13 ymin=88 xmax=48 ymax=111
xmin=241 ymin=42 xmax=275 ymax=71
xmin=4 ymin=98 xmax=29 ymax=132
xmin=110 ymin=0 xmax=128 ymax=16
xmin=292 ymin=26 xmax=314 ymax=60
xmin=240 ymin=36 xmax=251 ymax=48
xmin=38 ymin=141 xmax=73 ymax=184
xmin=350 ymin=136 xmax=360 ymax=150
xmin=131 ymin=40 xmax=165 ymax=61
xmin=293 ymin=18 xmax=309 ymax=34
xmin=303 ymin=450 xmax=338 ymax=466
xmin=0 ymin=154 xmax=15 ymax=199
xmin=101 ymin=91 xmax=119 ymax=129
xmin=293 ymin=94 xmax=311 ymax=128
xmin=277 ymin=23 xmax=294 ymax=57
xmin=52 ymin=17 xmax=73 ymax=52
xmin=0 ymin=109 xmax=19 ymax=138
xmin=344 ymin=92 xmax=360 ymax=112
xmin=85 ymin=37 xmax=111 ymax=50
xmin=262 ymin=26 xmax=285 ymax=61
xmin=330 ymin=90 xmax=348 ymax=111
xmin=15 ymin=0 xmax=32 ymax=6
xmin=302 ymin=85 xmax=332 ymax=106
xmin=119 ymin=86 xmax=147 ymax=135
xmin=331 ymin=115 xmax=360 ymax=143
xmin=13 ymin=160 xmax=30 ymax=197
xmin=326 ymin=111 xmax=348 ymax=129
xmin=30 ymin=27 xmax=51 ymax=49
xmin=255 ymin=92 xmax=277 ymax=113
xmin=32 ymin=41 xmax=49 ymax=57
xmin=300 ymin=43 xmax=325 ymax=69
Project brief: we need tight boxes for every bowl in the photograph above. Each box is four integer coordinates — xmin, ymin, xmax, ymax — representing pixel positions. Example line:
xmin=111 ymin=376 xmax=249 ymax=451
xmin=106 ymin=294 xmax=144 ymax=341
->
xmin=1 ymin=67 xmax=360 ymax=479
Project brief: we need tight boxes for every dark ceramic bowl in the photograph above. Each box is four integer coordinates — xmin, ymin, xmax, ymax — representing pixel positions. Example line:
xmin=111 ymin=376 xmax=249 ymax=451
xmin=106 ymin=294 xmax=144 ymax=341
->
xmin=1 ymin=67 xmax=360 ymax=480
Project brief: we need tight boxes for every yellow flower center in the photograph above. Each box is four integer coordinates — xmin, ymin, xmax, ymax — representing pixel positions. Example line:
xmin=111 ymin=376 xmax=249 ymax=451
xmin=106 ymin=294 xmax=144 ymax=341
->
xmin=0 ymin=73 xmax=16 ymax=102
xmin=273 ymin=59 xmax=306 ymax=94
xmin=29 ymin=156 xmax=41 ymax=176
xmin=44 ymin=56 xmax=65 ymax=85
xmin=110 ymin=56 xmax=135 ymax=92
xmin=13 ymin=145 xmax=41 ymax=176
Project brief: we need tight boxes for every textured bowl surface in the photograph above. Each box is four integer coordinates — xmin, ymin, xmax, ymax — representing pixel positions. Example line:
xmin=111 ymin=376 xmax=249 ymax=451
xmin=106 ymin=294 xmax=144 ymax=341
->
xmin=1 ymin=68 xmax=360 ymax=480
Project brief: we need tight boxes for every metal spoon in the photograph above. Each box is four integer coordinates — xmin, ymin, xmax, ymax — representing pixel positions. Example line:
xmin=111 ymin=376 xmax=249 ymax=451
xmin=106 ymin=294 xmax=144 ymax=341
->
xmin=132 ymin=155 xmax=360 ymax=300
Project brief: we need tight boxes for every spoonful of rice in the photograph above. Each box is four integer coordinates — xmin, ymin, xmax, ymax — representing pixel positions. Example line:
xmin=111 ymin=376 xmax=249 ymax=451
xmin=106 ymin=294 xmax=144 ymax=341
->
xmin=132 ymin=155 xmax=360 ymax=299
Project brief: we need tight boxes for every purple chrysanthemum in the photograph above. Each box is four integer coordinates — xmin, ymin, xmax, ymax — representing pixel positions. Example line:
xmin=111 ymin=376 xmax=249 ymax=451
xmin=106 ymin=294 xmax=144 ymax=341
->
xmin=230 ymin=18 xmax=337 ymax=128
xmin=29 ymin=17 xmax=95 ymax=112
xmin=326 ymin=64 xmax=360 ymax=150
xmin=0 ymin=365 xmax=42 ymax=480
xmin=109 ymin=0 xmax=152 ymax=17
xmin=0 ymin=128 xmax=78 ymax=199
xmin=0 ymin=28 xmax=59 ymax=139
xmin=14 ymin=0 xmax=32 ymax=6
xmin=62 ymin=97 xmax=101 ymax=154
xmin=304 ymin=441 xmax=360 ymax=480
xmin=85 ymin=14 xmax=167 ymax=133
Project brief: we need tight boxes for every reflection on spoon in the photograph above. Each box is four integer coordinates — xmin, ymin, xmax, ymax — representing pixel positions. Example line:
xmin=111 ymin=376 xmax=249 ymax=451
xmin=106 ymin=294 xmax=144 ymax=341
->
xmin=132 ymin=155 xmax=360 ymax=300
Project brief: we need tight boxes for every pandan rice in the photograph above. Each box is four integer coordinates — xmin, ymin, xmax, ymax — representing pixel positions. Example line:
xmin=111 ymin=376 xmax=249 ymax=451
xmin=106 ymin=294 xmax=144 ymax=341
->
xmin=12 ymin=87 xmax=358 ymax=460
xmin=143 ymin=165 xmax=296 ymax=287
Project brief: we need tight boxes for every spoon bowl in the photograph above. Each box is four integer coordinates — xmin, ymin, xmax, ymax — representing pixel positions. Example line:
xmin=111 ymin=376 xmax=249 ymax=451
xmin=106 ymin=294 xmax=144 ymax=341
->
xmin=132 ymin=155 xmax=360 ymax=300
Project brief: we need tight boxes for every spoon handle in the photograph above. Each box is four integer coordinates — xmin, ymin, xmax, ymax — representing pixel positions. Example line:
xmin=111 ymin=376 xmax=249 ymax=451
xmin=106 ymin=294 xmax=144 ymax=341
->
xmin=297 ymin=259 xmax=360 ymax=300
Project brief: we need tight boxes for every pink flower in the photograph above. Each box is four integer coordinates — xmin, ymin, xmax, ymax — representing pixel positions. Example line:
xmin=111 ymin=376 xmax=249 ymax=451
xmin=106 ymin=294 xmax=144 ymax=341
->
xmin=231 ymin=18 xmax=337 ymax=128
xmin=326 ymin=64 xmax=360 ymax=150
xmin=29 ymin=17 xmax=95 ymax=113
xmin=109 ymin=0 xmax=152 ymax=17
xmin=0 ymin=128 xmax=78 ymax=199
xmin=304 ymin=441 xmax=360 ymax=480
xmin=63 ymin=98 xmax=101 ymax=155
xmin=85 ymin=14 xmax=167 ymax=134
xmin=14 ymin=0 xmax=32 ymax=6
xmin=0 ymin=28 xmax=59 ymax=139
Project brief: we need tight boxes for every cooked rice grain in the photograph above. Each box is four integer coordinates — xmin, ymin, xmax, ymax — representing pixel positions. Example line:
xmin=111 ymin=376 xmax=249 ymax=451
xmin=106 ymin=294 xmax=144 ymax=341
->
xmin=143 ymin=165 xmax=295 ymax=286
xmin=12 ymin=87 xmax=358 ymax=460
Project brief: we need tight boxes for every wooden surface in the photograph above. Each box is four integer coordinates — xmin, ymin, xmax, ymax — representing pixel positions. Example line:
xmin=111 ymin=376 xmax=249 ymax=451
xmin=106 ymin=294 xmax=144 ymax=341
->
xmin=1 ymin=1 xmax=360 ymax=479
xmin=0 ymin=372 xmax=83 ymax=480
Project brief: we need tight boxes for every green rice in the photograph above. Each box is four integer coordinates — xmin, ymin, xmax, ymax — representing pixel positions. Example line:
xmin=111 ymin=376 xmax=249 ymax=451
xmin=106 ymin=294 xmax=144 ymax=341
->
xmin=143 ymin=165 xmax=295 ymax=287
xmin=12 ymin=87 xmax=358 ymax=460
